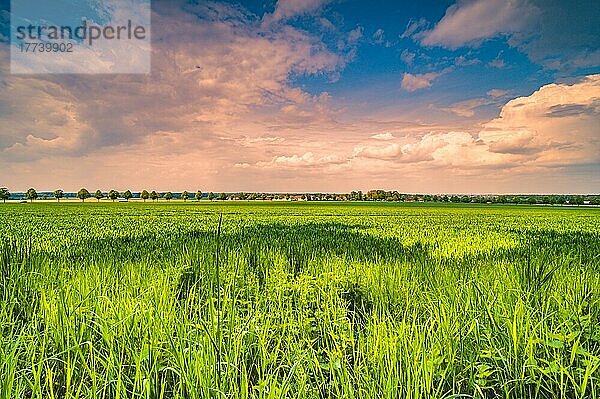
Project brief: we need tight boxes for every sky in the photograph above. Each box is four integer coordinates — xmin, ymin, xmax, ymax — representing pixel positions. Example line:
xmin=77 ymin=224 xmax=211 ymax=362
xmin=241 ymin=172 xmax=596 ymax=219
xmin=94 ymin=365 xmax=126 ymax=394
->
xmin=0 ymin=0 xmax=599 ymax=194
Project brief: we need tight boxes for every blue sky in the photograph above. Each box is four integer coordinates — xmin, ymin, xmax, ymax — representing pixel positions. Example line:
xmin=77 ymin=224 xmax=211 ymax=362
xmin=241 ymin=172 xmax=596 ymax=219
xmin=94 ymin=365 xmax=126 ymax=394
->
xmin=0 ymin=0 xmax=599 ymax=193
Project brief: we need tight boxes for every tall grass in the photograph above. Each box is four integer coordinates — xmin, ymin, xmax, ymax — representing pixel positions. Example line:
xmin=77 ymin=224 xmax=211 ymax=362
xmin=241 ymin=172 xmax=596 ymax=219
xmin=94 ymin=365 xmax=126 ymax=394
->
xmin=0 ymin=202 xmax=599 ymax=398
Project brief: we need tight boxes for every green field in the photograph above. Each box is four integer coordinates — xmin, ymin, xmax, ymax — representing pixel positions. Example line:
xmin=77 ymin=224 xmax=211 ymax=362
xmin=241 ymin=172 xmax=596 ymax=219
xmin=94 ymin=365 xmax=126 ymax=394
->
xmin=1 ymin=202 xmax=599 ymax=398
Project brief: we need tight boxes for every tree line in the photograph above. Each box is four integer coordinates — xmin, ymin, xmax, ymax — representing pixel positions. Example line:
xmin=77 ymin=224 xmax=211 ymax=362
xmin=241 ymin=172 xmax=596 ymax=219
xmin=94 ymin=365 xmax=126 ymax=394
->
xmin=0 ymin=188 xmax=203 ymax=203
xmin=0 ymin=187 xmax=598 ymax=205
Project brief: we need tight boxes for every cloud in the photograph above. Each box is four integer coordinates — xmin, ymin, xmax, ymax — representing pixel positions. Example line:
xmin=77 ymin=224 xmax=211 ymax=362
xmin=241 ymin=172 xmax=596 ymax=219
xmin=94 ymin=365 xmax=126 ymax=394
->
xmin=487 ymin=89 xmax=510 ymax=98
xmin=455 ymin=55 xmax=481 ymax=66
xmin=401 ymin=72 xmax=442 ymax=92
xmin=400 ymin=49 xmax=416 ymax=65
xmin=246 ymin=75 xmax=600 ymax=180
xmin=371 ymin=133 xmax=395 ymax=140
xmin=478 ymin=74 xmax=600 ymax=165
xmin=255 ymin=152 xmax=345 ymax=168
xmin=418 ymin=0 xmax=600 ymax=71
xmin=420 ymin=0 xmax=534 ymax=49
xmin=373 ymin=29 xmax=385 ymax=42
xmin=400 ymin=18 xmax=428 ymax=39
xmin=488 ymin=51 xmax=507 ymax=68
xmin=441 ymin=98 xmax=492 ymax=117
xmin=264 ymin=0 xmax=331 ymax=24
xmin=0 ymin=0 xmax=348 ymax=162
xmin=347 ymin=26 xmax=364 ymax=44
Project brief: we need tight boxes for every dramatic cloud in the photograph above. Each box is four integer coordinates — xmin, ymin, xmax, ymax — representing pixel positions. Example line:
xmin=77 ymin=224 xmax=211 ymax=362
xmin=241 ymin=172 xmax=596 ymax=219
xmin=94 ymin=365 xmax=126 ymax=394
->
xmin=478 ymin=74 xmax=600 ymax=165
xmin=242 ymin=74 xmax=600 ymax=190
xmin=0 ymin=0 xmax=346 ymax=163
xmin=0 ymin=0 xmax=597 ymax=194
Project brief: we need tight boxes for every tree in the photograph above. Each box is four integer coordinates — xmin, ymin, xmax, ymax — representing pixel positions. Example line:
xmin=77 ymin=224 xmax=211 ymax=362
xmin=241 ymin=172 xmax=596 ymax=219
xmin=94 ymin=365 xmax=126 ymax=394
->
xmin=94 ymin=190 xmax=104 ymax=202
xmin=218 ymin=192 xmax=227 ymax=200
xmin=108 ymin=190 xmax=119 ymax=202
xmin=53 ymin=189 xmax=64 ymax=202
xmin=140 ymin=190 xmax=149 ymax=202
xmin=164 ymin=192 xmax=173 ymax=201
xmin=26 ymin=188 xmax=37 ymax=203
xmin=571 ymin=195 xmax=584 ymax=205
xmin=195 ymin=191 xmax=203 ymax=201
xmin=150 ymin=191 xmax=159 ymax=201
xmin=208 ymin=192 xmax=215 ymax=200
xmin=123 ymin=190 xmax=133 ymax=201
xmin=0 ymin=187 xmax=10 ymax=203
xmin=77 ymin=188 xmax=91 ymax=202
xmin=181 ymin=191 xmax=189 ymax=202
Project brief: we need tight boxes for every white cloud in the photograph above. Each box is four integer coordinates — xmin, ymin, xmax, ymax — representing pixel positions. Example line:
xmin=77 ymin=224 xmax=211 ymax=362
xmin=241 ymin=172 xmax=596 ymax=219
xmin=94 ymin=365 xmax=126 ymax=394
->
xmin=420 ymin=0 xmax=534 ymax=49
xmin=400 ymin=18 xmax=428 ymax=39
xmin=400 ymin=49 xmax=416 ymax=65
xmin=347 ymin=26 xmax=364 ymax=44
xmin=401 ymin=72 xmax=442 ymax=92
xmin=487 ymin=89 xmax=510 ymax=98
xmin=441 ymin=98 xmax=492 ymax=117
xmin=371 ymin=133 xmax=395 ymax=140
xmin=264 ymin=0 xmax=331 ymax=23
xmin=478 ymin=74 xmax=600 ymax=165
xmin=372 ymin=28 xmax=385 ymax=44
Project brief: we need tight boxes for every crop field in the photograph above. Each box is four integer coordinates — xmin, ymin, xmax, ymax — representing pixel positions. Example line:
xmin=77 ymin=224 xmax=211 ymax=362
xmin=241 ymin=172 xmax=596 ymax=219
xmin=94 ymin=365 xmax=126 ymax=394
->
xmin=0 ymin=202 xmax=599 ymax=399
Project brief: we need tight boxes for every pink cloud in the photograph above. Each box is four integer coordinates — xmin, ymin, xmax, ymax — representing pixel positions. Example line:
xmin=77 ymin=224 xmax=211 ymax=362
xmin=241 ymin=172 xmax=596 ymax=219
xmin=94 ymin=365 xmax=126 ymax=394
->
xmin=401 ymin=72 xmax=442 ymax=92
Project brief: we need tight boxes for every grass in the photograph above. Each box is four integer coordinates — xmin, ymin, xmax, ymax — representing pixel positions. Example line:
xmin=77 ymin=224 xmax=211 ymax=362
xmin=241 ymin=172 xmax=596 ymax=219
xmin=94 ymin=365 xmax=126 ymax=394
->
xmin=0 ymin=201 xmax=599 ymax=398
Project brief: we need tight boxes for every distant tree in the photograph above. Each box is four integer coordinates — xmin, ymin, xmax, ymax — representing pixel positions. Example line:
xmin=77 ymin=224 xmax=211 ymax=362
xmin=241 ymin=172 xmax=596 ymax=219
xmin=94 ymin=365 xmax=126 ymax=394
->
xmin=0 ymin=187 xmax=10 ymax=203
xmin=77 ymin=188 xmax=91 ymax=202
xmin=26 ymin=188 xmax=38 ymax=203
xmin=208 ymin=192 xmax=215 ymax=200
xmin=181 ymin=191 xmax=189 ymax=202
xmin=53 ymin=189 xmax=64 ymax=202
xmin=195 ymin=191 xmax=203 ymax=201
xmin=108 ymin=190 xmax=119 ymax=202
xmin=94 ymin=190 xmax=104 ymax=202
xmin=556 ymin=196 xmax=566 ymax=205
xmin=528 ymin=197 xmax=537 ymax=205
xmin=42 ymin=194 xmax=48 ymax=200
xmin=164 ymin=192 xmax=173 ymax=201
xmin=218 ymin=192 xmax=227 ymax=200
xmin=123 ymin=190 xmax=133 ymax=201
xmin=150 ymin=191 xmax=159 ymax=201
xmin=140 ymin=190 xmax=149 ymax=202
xmin=571 ymin=195 xmax=584 ymax=205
